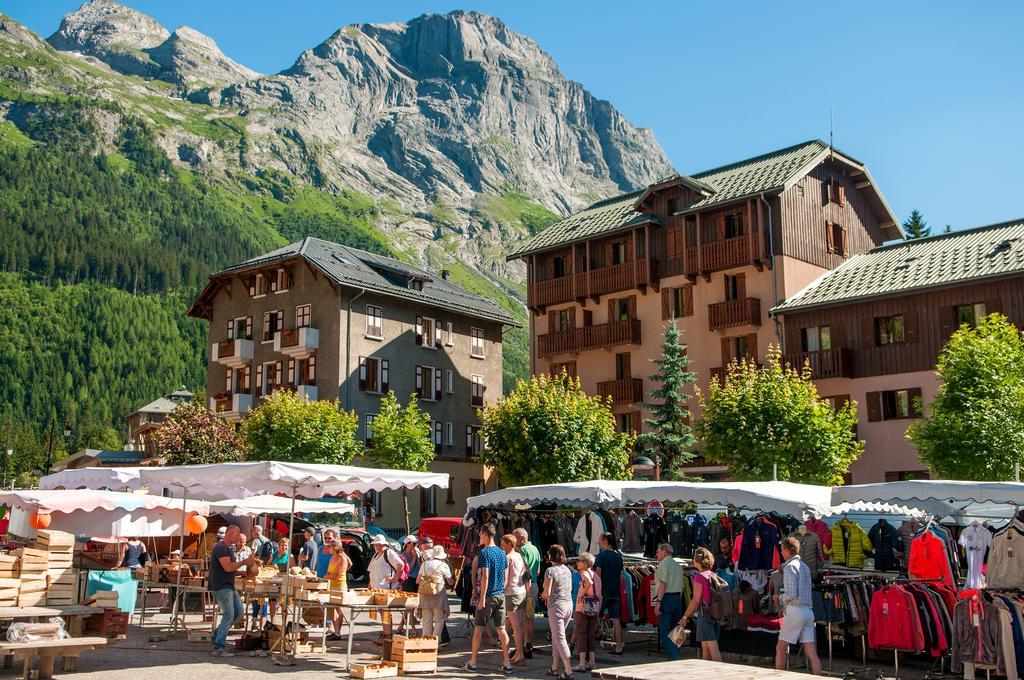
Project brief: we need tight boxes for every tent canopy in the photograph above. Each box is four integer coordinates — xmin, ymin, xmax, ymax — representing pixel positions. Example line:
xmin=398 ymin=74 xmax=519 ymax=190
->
xmin=831 ymin=480 xmax=1024 ymax=519
xmin=0 ymin=489 xmax=209 ymax=515
xmin=207 ymin=495 xmax=357 ymax=517
xmin=40 ymin=467 xmax=145 ymax=491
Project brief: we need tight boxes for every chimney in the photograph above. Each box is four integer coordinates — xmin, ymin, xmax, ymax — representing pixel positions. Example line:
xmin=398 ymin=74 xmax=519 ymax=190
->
xmin=440 ymin=269 xmax=450 ymax=280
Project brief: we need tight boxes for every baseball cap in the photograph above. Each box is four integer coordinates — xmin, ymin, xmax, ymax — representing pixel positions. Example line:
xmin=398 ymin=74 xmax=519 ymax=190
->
xmin=216 ymin=526 xmax=226 ymax=538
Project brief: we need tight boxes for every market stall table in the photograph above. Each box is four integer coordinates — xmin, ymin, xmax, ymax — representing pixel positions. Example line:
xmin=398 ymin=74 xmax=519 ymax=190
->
xmin=593 ymin=659 xmax=819 ymax=680
xmin=134 ymin=580 xmax=212 ymax=632
xmin=0 ymin=636 xmax=107 ymax=679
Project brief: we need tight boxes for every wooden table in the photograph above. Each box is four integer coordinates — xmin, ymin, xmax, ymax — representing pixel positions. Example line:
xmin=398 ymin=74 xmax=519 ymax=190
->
xmin=593 ymin=659 xmax=817 ymax=680
xmin=0 ymin=636 xmax=107 ymax=679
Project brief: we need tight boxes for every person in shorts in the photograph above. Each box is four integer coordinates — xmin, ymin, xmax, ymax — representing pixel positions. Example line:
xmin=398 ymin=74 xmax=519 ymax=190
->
xmin=594 ymin=531 xmax=624 ymax=655
xmin=501 ymin=533 xmax=528 ymax=665
xmin=776 ymin=537 xmax=822 ymax=674
xmin=679 ymin=547 xmax=723 ymax=661
xmin=462 ymin=523 xmax=511 ymax=673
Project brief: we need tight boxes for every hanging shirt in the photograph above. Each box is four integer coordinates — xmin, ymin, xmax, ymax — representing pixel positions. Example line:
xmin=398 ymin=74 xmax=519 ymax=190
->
xmin=988 ymin=519 xmax=1024 ymax=589
xmin=958 ymin=522 xmax=992 ymax=590
xmin=908 ymin=531 xmax=954 ymax=587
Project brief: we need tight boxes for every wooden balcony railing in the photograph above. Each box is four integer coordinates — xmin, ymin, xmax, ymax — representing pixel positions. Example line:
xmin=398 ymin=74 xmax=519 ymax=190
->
xmin=537 ymin=319 xmax=641 ymax=358
xmin=784 ymin=348 xmax=853 ymax=379
xmin=217 ymin=340 xmax=237 ymax=358
xmin=528 ymin=259 xmax=654 ymax=307
xmin=685 ymin=233 xmax=760 ymax=275
xmin=597 ymin=377 xmax=644 ymax=405
xmin=212 ymin=392 xmax=232 ymax=412
xmin=661 ymin=257 xmax=687 ymax=278
xmin=708 ymin=297 xmax=761 ymax=331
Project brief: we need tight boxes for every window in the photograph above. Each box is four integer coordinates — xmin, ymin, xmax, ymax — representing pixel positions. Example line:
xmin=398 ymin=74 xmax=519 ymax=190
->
xmin=263 ymin=310 xmax=283 ymax=342
xmin=724 ymin=213 xmax=743 ymax=239
xmin=615 ymin=353 xmax=631 ymax=380
xmin=433 ymin=421 xmax=443 ymax=455
xmin=420 ymin=487 xmax=437 ymax=517
xmin=555 ymin=309 xmax=573 ymax=332
xmin=469 ymin=478 xmax=485 ymax=497
xmin=226 ymin=316 xmax=252 ymax=341
xmin=358 ymin=356 xmax=389 ymax=394
xmin=662 ymin=285 xmax=692 ymax=320
xmin=721 ymin=333 xmax=758 ymax=365
xmin=826 ymin=221 xmax=847 ymax=256
xmin=800 ymin=326 xmax=832 ymax=353
xmin=471 ymin=328 xmax=486 ymax=358
xmin=885 ymin=470 xmax=931 ymax=482
xmin=611 ymin=241 xmax=628 ymax=265
xmin=366 ymin=305 xmax=383 ymax=339
xmin=296 ymin=304 xmax=311 ymax=329
xmin=875 ymin=315 xmax=905 ymax=345
xmin=446 ymin=476 xmax=455 ymax=505
xmin=446 ymin=422 xmax=454 ymax=447
xmin=257 ymin=361 xmax=282 ymax=396
xmin=866 ymin=388 xmax=923 ymax=422
xmin=364 ymin=414 xmax=375 ymax=446
xmin=415 ymin=316 xmax=435 ymax=348
xmin=416 ymin=366 xmax=442 ymax=401
xmin=445 ymin=321 xmax=454 ymax=347
xmin=724 ymin=274 xmax=745 ymax=302
xmin=446 ymin=370 xmax=454 ymax=394
xmin=615 ymin=412 xmax=640 ymax=435
xmin=409 ymin=279 xmax=424 ymax=291
xmin=667 ymin=197 xmax=683 ymax=215
xmin=827 ymin=178 xmax=845 ymax=206
xmin=272 ymin=268 xmax=292 ymax=293
xmin=612 ymin=298 xmax=631 ymax=322
xmin=363 ymin=489 xmax=382 ymax=518
xmin=552 ymin=256 xmax=567 ymax=279
xmin=251 ymin=273 xmax=269 ymax=297
xmin=550 ymin=361 xmax=577 ymax=378
xmin=956 ymin=302 xmax=987 ymax=328
xmin=471 ymin=375 xmax=485 ymax=407
xmin=298 ymin=356 xmax=316 ymax=386
xmin=466 ymin=427 xmax=485 ymax=458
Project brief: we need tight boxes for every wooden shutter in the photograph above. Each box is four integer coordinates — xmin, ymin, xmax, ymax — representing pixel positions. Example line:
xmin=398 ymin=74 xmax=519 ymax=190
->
xmin=825 ymin=220 xmax=835 ymax=254
xmin=865 ymin=391 xmax=882 ymax=422
xmin=381 ymin=360 xmax=389 ymax=393
xmin=225 ymin=369 xmax=233 ymax=393
xmin=358 ymin=357 xmax=367 ymax=391
xmin=287 ymin=359 xmax=295 ymax=384
xmin=567 ymin=307 xmax=576 ymax=329
xmin=466 ymin=426 xmax=474 ymax=456
xmin=245 ymin=316 xmax=252 ymax=339
xmin=629 ymin=411 xmax=641 ymax=434
xmin=283 ymin=267 xmax=293 ymax=290
xmin=226 ymin=319 xmax=234 ymax=340
xmin=548 ymin=310 xmax=557 ymax=333
xmin=745 ymin=333 xmax=758 ymax=361
xmin=940 ymin=305 xmax=957 ymax=337
xmin=434 ymin=322 xmax=443 ymax=348
xmin=721 ymin=337 xmax=732 ymax=365
xmin=415 ymin=316 xmax=423 ymax=345
xmin=684 ymin=284 xmax=693 ymax=317
xmin=661 ymin=288 xmax=670 ymax=320
xmin=907 ymin=387 xmax=924 ymax=417
xmin=986 ymin=298 xmax=1003 ymax=317
xmin=446 ymin=369 xmax=453 ymax=393
xmin=840 ymin=225 xmax=848 ymax=256
xmin=838 ymin=183 xmax=846 ymax=206
xmin=256 ymin=365 xmax=264 ymax=397
xmin=621 ymin=353 xmax=632 ymax=379
xmin=242 ymin=365 xmax=251 ymax=392
xmin=583 ymin=310 xmax=593 ymax=327
xmin=263 ymin=311 xmax=271 ymax=339
xmin=434 ymin=368 xmax=443 ymax=401
xmin=446 ymin=321 xmax=454 ymax=345
xmin=736 ymin=273 xmax=746 ymax=300
xmin=861 ymin=317 xmax=876 ymax=349
xmin=247 ymin=276 xmax=256 ymax=297
xmin=415 ymin=366 xmax=423 ymax=398
xmin=275 ymin=361 xmax=283 ymax=388
xmin=904 ymin=310 xmax=920 ymax=343
xmin=830 ymin=321 xmax=844 ymax=350
xmin=608 ymin=298 xmax=616 ymax=322
xmin=276 ymin=310 xmax=284 ymax=332
xmin=628 ymin=295 xmax=637 ymax=319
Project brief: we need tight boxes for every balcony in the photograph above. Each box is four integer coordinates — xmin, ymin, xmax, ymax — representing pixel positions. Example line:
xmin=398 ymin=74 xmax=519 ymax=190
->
xmin=537 ymin=319 xmax=641 ymax=358
xmin=708 ymin=297 xmax=762 ymax=331
xmin=210 ymin=392 xmax=252 ymax=420
xmin=274 ymin=326 xmax=319 ymax=359
xmin=685 ymin=233 xmax=760 ymax=275
xmin=528 ymin=260 xmax=654 ymax=307
xmin=211 ymin=338 xmax=253 ymax=368
xmin=784 ymin=348 xmax=853 ymax=379
xmin=597 ymin=377 xmax=644 ymax=405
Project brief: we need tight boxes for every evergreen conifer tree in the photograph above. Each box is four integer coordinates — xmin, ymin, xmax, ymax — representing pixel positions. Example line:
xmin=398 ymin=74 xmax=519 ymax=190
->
xmin=637 ymin=321 xmax=696 ymax=479
xmin=902 ymin=209 xmax=931 ymax=239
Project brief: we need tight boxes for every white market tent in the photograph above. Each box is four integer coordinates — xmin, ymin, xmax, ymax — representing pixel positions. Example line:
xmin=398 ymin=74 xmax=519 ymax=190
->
xmin=40 ymin=467 xmax=146 ymax=491
xmin=207 ymin=495 xmax=357 ymax=518
xmin=831 ymin=480 xmax=1024 ymax=521
xmin=0 ymin=489 xmax=210 ymax=538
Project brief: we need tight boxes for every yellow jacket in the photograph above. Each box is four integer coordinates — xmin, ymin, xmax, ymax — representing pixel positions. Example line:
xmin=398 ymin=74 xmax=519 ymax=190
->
xmin=831 ymin=520 xmax=873 ymax=568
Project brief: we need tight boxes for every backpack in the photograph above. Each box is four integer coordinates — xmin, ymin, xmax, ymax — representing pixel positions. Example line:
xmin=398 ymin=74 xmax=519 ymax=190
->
xmin=704 ymin=572 xmax=732 ymax=621
xmin=257 ymin=538 xmax=275 ymax=563
xmin=386 ymin=549 xmax=410 ymax=584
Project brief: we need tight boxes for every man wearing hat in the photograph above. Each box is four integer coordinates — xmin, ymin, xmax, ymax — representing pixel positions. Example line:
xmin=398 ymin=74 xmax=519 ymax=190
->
xmin=368 ymin=535 xmax=405 ymax=639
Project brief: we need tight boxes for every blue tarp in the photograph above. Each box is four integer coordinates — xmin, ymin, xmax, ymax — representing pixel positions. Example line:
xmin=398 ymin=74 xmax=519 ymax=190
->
xmin=86 ymin=570 xmax=137 ymax=612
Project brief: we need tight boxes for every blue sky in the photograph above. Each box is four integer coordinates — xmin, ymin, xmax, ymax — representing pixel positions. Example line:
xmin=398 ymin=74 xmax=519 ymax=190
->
xmin=7 ymin=1 xmax=1023 ymax=231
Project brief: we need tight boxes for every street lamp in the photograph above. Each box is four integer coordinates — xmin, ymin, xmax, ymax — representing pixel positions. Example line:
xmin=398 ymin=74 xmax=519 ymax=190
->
xmin=4 ymin=448 xmax=11 ymax=490
xmin=43 ymin=423 xmax=71 ymax=478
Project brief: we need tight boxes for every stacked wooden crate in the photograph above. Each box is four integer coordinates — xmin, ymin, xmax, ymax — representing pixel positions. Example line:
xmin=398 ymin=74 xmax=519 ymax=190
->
xmin=17 ymin=546 xmax=49 ymax=606
xmin=389 ymin=635 xmax=438 ymax=674
xmin=0 ymin=554 xmax=20 ymax=606
xmin=39 ymin=530 xmax=76 ymax=605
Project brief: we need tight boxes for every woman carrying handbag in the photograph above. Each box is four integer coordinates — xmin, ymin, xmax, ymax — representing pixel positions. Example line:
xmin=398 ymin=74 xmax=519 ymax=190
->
xmin=572 ymin=552 xmax=602 ymax=673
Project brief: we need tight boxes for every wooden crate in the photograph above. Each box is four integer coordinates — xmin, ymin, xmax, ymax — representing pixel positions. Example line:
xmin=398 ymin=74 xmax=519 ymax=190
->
xmin=389 ymin=594 xmax=419 ymax=608
xmin=391 ymin=636 xmax=438 ymax=665
xmin=86 ymin=608 xmax=129 ymax=636
xmin=187 ymin=629 xmax=212 ymax=643
xmin=350 ymin=660 xmax=399 ymax=678
xmin=397 ymin=659 xmax=438 ymax=674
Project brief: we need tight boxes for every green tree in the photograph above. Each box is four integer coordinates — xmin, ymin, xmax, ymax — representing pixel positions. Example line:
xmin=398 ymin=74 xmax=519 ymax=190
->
xmin=908 ymin=314 xmax=1024 ymax=479
xmin=366 ymin=392 xmax=436 ymax=533
xmin=154 ymin=401 xmax=244 ymax=466
xmin=242 ymin=390 xmax=360 ymax=464
xmin=479 ymin=373 xmax=634 ymax=486
xmin=696 ymin=348 xmax=863 ymax=484
xmin=637 ymin=322 xmax=696 ymax=479
xmin=902 ymin=209 xmax=931 ymax=239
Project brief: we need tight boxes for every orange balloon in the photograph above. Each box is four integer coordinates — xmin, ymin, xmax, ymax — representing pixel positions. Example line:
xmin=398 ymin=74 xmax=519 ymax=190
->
xmin=185 ymin=514 xmax=208 ymax=535
xmin=29 ymin=513 xmax=51 ymax=530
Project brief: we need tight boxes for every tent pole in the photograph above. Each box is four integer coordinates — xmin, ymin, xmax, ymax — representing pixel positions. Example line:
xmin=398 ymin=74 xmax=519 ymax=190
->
xmin=170 ymin=485 xmax=188 ymax=633
xmin=284 ymin=483 xmax=298 ymax=662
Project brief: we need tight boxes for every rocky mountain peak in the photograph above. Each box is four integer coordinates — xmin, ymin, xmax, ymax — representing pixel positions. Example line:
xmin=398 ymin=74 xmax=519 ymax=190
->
xmin=151 ymin=24 xmax=259 ymax=87
xmin=47 ymin=0 xmax=168 ymax=77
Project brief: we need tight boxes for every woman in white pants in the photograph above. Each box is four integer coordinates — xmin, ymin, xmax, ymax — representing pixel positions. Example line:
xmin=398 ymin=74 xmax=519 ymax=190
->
xmin=416 ymin=546 xmax=453 ymax=636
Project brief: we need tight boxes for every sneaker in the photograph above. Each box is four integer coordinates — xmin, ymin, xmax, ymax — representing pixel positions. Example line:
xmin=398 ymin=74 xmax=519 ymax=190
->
xmin=462 ymin=662 xmax=479 ymax=672
xmin=211 ymin=649 xmax=223 ymax=657
xmin=501 ymin=665 xmax=515 ymax=674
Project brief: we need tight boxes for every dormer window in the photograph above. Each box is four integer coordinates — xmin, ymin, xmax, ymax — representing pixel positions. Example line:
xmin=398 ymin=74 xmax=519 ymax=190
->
xmin=271 ymin=267 xmax=292 ymax=294
xmin=409 ymin=278 xmax=424 ymax=291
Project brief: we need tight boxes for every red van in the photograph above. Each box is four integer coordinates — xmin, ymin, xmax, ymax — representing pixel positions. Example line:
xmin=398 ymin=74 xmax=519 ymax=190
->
xmin=418 ymin=517 xmax=464 ymax=559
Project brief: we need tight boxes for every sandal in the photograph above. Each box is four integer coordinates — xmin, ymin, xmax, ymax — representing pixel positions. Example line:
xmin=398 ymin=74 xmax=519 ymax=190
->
xmin=547 ymin=669 xmax=559 ymax=677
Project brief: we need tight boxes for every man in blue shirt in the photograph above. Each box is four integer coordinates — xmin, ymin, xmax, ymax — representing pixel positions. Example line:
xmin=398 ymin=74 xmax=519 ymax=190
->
xmin=463 ymin=523 xmax=512 ymax=673
xmin=595 ymin=532 xmax=625 ymax=655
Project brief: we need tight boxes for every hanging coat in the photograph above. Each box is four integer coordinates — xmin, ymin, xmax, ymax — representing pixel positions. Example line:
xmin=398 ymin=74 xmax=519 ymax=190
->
xmin=831 ymin=519 xmax=873 ymax=569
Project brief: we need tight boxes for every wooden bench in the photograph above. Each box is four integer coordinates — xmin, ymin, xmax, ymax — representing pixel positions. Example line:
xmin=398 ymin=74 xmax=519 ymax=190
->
xmin=0 ymin=636 xmax=107 ymax=679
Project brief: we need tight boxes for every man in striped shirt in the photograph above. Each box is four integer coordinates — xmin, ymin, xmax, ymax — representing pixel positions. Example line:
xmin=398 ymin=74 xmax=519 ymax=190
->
xmin=775 ymin=537 xmax=822 ymax=674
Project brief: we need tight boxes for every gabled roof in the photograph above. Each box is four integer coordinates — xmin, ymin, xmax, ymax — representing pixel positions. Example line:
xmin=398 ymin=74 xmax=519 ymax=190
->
xmin=771 ymin=218 xmax=1024 ymax=314
xmin=130 ymin=397 xmax=180 ymax=416
xmin=190 ymin=238 xmax=517 ymax=326
xmin=52 ymin=449 xmax=143 ymax=472
xmin=508 ymin=139 xmax=900 ymax=260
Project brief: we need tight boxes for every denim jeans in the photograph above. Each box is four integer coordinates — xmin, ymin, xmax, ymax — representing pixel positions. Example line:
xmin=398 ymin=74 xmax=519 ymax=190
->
xmin=213 ymin=587 xmax=243 ymax=650
xmin=658 ymin=592 xmax=683 ymax=661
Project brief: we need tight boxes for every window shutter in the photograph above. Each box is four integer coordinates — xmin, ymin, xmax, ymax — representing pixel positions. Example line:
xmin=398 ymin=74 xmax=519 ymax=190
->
xmin=284 ymin=267 xmax=293 ymax=290
xmin=629 ymin=411 xmax=641 ymax=434
xmin=434 ymin=323 xmax=443 ymax=348
xmin=547 ymin=310 xmax=556 ymax=333
xmin=736 ymin=273 xmax=746 ymax=300
xmin=830 ymin=322 xmax=844 ymax=350
xmin=358 ymin=356 xmax=367 ymax=391
xmin=242 ymin=365 xmax=251 ymax=391
xmin=415 ymin=366 xmax=423 ymax=398
xmin=661 ymin=288 xmax=670 ymax=320
xmin=381 ymin=360 xmax=389 ymax=393
xmin=446 ymin=321 xmax=454 ymax=345
xmin=628 ymin=295 xmax=637 ymax=319
xmin=908 ymin=387 xmax=924 ymax=417
xmin=269 ymin=270 xmax=278 ymax=293
xmin=985 ymin=298 xmax=1003 ymax=316
xmin=825 ymin=220 xmax=835 ymax=254
xmin=434 ymin=421 xmax=442 ymax=446
xmin=720 ymin=337 xmax=732 ymax=365
xmin=263 ymin=311 xmax=271 ymax=337
xmin=226 ymin=320 xmax=234 ymax=340
xmin=245 ymin=316 xmax=252 ymax=339
xmin=865 ymin=391 xmax=882 ymax=422
xmin=840 ymin=226 xmax=848 ymax=256
xmin=466 ymin=426 xmax=473 ymax=457
xmin=608 ymin=298 xmax=615 ymax=322
xmin=940 ymin=306 xmax=957 ymax=337
xmin=583 ymin=310 xmax=593 ymax=327
xmin=621 ymin=353 xmax=632 ymax=378
xmin=446 ymin=422 xmax=453 ymax=446
xmin=745 ymin=333 xmax=758 ymax=361
xmin=683 ymin=284 xmax=693 ymax=317
xmin=567 ymin=307 xmax=576 ymax=329
xmin=287 ymin=359 xmax=295 ymax=384
xmin=861 ymin=317 xmax=876 ymax=348
xmin=247 ymin=276 xmax=256 ymax=297
xmin=225 ymin=370 xmax=232 ymax=393
xmin=415 ymin=316 xmax=423 ymax=345
xmin=276 ymin=310 xmax=284 ymax=331
xmin=838 ymin=184 xmax=846 ymax=206
xmin=446 ymin=369 xmax=453 ymax=393
xmin=904 ymin=311 xmax=920 ymax=343
xmin=434 ymin=368 xmax=443 ymax=401
xmin=275 ymin=361 xmax=283 ymax=387
xmin=256 ymin=365 xmax=264 ymax=397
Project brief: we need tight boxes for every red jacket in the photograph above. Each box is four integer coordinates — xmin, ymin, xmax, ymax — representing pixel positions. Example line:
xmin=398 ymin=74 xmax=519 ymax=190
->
xmin=868 ymin=586 xmax=924 ymax=652
xmin=908 ymin=532 xmax=954 ymax=587
xmin=805 ymin=517 xmax=832 ymax=552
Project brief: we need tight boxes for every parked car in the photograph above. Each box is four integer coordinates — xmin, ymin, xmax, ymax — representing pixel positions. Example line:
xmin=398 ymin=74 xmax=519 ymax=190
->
xmin=337 ymin=528 xmax=400 ymax=582
xmin=417 ymin=517 xmax=464 ymax=559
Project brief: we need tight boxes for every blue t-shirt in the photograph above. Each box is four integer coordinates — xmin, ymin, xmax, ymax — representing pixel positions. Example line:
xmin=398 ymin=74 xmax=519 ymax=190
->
xmin=594 ymin=549 xmax=624 ymax=599
xmin=476 ymin=546 xmax=507 ymax=597
xmin=316 ymin=543 xmax=334 ymax=578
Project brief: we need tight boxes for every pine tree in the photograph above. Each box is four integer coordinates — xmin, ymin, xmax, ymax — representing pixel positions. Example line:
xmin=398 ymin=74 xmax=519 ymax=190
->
xmin=637 ymin=321 xmax=696 ymax=479
xmin=902 ymin=210 xmax=931 ymax=239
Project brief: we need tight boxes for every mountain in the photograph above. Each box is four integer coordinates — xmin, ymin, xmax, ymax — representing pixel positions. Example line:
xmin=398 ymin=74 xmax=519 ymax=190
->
xmin=0 ymin=2 xmax=674 ymax=473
